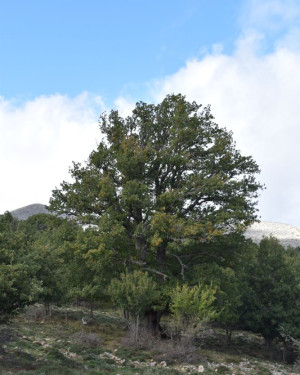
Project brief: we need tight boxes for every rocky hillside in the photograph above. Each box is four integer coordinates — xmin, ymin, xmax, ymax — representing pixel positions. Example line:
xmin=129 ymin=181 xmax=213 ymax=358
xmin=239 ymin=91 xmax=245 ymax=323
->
xmin=0 ymin=305 xmax=298 ymax=375
xmin=245 ymin=221 xmax=300 ymax=248
xmin=9 ymin=203 xmax=52 ymax=221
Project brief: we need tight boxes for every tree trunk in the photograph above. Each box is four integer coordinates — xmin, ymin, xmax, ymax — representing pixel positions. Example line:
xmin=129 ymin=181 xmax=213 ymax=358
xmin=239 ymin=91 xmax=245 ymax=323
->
xmin=44 ymin=303 xmax=52 ymax=318
xmin=265 ymin=337 xmax=274 ymax=360
xmin=145 ymin=309 xmax=166 ymax=337
xmin=135 ymin=236 xmax=148 ymax=261
xmin=135 ymin=315 xmax=139 ymax=343
xmin=89 ymin=301 xmax=94 ymax=318
xmin=123 ymin=309 xmax=130 ymax=322
xmin=225 ymin=325 xmax=232 ymax=345
xmin=156 ymin=245 xmax=167 ymax=280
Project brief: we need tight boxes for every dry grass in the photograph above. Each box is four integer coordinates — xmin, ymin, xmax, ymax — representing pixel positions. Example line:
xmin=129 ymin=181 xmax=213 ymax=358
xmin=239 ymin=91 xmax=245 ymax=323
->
xmin=72 ymin=331 xmax=102 ymax=348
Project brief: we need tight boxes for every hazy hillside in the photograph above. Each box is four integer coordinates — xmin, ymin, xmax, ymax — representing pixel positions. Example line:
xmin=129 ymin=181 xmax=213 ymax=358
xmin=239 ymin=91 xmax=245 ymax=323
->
xmin=245 ymin=221 xmax=300 ymax=248
xmin=9 ymin=203 xmax=51 ymax=221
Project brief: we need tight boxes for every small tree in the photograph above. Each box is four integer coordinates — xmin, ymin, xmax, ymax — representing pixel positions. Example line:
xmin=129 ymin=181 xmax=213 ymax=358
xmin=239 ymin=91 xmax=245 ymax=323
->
xmin=20 ymin=214 xmax=80 ymax=316
xmin=214 ymin=267 xmax=242 ymax=344
xmin=170 ymin=283 xmax=217 ymax=336
xmin=61 ymin=227 xmax=111 ymax=316
xmin=29 ymin=235 xmax=67 ymax=316
xmin=109 ymin=271 xmax=160 ymax=342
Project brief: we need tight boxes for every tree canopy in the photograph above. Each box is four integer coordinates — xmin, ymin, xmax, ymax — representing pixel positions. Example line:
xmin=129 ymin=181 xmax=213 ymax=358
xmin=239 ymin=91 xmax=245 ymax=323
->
xmin=50 ymin=94 xmax=262 ymax=284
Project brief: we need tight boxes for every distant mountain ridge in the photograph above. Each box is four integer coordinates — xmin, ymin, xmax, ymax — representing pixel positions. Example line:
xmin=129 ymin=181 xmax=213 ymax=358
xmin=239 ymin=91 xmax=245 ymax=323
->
xmin=5 ymin=204 xmax=300 ymax=248
xmin=244 ymin=221 xmax=300 ymax=248
xmin=9 ymin=203 xmax=52 ymax=221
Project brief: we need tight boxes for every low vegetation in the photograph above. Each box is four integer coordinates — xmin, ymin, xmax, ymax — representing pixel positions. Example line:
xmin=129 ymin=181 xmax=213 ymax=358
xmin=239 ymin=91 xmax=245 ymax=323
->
xmin=0 ymin=304 xmax=299 ymax=375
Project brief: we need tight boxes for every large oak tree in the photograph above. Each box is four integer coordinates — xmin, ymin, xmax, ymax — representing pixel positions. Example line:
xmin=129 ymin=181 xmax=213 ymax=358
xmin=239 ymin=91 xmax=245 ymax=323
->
xmin=49 ymin=94 xmax=262 ymax=329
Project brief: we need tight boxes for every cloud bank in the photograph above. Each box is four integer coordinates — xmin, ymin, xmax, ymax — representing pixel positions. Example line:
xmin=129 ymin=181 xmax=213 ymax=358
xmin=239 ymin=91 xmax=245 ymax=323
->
xmin=0 ymin=93 xmax=104 ymax=213
xmin=143 ymin=1 xmax=300 ymax=226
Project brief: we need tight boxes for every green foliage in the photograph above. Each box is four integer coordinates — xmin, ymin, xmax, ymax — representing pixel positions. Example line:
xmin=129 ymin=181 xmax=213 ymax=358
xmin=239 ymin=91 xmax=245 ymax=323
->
xmin=61 ymin=227 xmax=111 ymax=307
xmin=170 ymin=283 xmax=218 ymax=328
xmin=214 ymin=267 xmax=242 ymax=326
xmin=0 ymin=213 xmax=41 ymax=318
xmin=109 ymin=270 xmax=160 ymax=319
xmin=0 ymin=263 xmax=41 ymax=318
xmin=187 ymin=233 xmax=256 ymax=339
xmin=29 ymin=234 xmax=67 ymax=309
xmin=0 ymin=211 xmax=82 ymax=318
xmin=23 ymin=215 xmax=80 ymax=311
xmin=18 ymin=213 xmax=66 ymax=238
xmin=240 ymin=236 xmax=300 ymax=345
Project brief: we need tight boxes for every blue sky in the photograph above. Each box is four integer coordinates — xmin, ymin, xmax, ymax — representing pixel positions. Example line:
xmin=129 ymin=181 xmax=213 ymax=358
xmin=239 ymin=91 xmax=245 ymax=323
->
xmin=1 ymin=0 xmax=300 ymax=227
xmin=0 ymin=0 xmax=240 ymax=102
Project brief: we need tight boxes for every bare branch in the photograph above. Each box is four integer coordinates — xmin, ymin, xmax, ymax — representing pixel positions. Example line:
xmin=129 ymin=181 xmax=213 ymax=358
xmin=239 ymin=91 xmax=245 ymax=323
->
xmin=129 ymin=258 xmax=168 ymax=280
xmin=168 ymin=252 xmax=188 ymax=281
xmin=142 ymin=267 xmax=168 ymax=281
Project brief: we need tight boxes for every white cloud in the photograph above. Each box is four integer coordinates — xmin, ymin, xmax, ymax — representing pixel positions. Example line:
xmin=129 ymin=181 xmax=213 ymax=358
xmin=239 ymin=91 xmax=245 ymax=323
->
xmin=0 ymin=93 xmax=105 ymax=213
xmin=145 ymin=1 xmax=300 ymax=226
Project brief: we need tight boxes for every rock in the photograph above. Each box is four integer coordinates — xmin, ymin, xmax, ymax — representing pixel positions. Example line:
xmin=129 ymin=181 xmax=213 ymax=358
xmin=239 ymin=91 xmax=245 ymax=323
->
xmin=100 ymin=351 xmax=125 ymax=364
xmin=130 ymin=360 xmax=140 ymax=367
